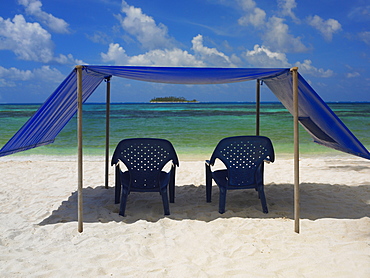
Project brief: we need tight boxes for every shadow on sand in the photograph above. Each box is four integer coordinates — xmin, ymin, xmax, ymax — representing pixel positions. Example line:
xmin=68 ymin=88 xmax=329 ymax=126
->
xmin=39 ymin=182 xmax=370 ymax=226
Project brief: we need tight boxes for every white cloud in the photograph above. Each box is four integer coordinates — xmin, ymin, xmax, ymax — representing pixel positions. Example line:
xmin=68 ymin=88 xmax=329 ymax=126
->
xmin=307 ymin=15 xmax=342 ymax=41
xmin=18 ymin=0 xmax=69 ymax=33
xmin=0 ymin=14 xmax=54 ymax=63
xmin=237 ymin=0 xmax=257 ymax=10
xmin=348 ymin=5 xmax=370 ymax=22
xmin=237 ymin=0 xmax=266 ymax=27
xmin=295 ymin=60 xmax=333 ymax=77
xmin=346 ymin=72 xmax=360 ymax=78
xmin=358 ymin=31 xmax=370 ymax=46
xmin=0 ymin=65 xmax=64 ymax=87
xmin=0 ymin=14 xmax=81 ymax=64
xmin=129 ymin=48 xmax=204 ymax=66
xmin=32 ymin=65 xmax=65 ymax=81
xmin=235 ymin=1 xmax=307 ymax=52
xmin=101 ymin=42 xmax=204 ymax=66
xmin=54 ymin=54 xmax=85 ymax=65
xmin=112 ymin=2 xmax=241 ymax=67
xmin=230 ymin=53 xmax=243 ymax=66
xmin=238 ymin=7 xmax=266 ymax=27
xmin=191 ymin=34 xmax=235 ymax=67
xmin=101 ymin=43 xmax=129 ymax=64
xmin=118 ymin=1 xmax=174 ymax=49
xmin=278 ymin=0 xmax=300 ymax=23
xmin=0 ymin=67 xmax=32 ymax=85
xmin=264 ymin=16 xmax=308 ymax=52
xmin=244 ymin=44 xmax=291 ymax=67
xmin=244 ymin=45 xmax=334 ymax=78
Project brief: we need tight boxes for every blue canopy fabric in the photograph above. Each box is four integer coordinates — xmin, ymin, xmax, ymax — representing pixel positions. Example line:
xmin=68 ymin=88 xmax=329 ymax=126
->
xmin=1 ymin=65 xmax=369 ymax=160
xmin=85 ymin=66 xmax=289 ymax=84
xmin=263 ymin=71 xmax=370 ymax=159
xmin=0 ymin=68 xmax=105 ymax=156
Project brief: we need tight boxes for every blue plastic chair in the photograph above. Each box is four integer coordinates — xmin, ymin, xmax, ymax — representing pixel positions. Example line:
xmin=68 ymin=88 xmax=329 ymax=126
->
xmin=111 ymin=138 xmax=179 ymax=216
xmin=205 ymin=136 xmax=275 ymax=214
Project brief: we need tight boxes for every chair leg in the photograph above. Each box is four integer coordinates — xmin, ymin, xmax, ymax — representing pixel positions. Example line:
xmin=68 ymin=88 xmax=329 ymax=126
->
xmin=160 ymin=188 xmax=170 ymax=215
xmin=258 ymin=187 xmax=268 ymax=214
xmin=119 ymin=188 xmax=129 ymax=216
xmin=169 ymin=166 xmax=176 ymax=203
xmin=115 ymin=165 xmax=121 ymax=204
xmin=205 ymin=163 xmax=212 ymax=202
xmin=219 ymin=187 xmax=227 ymax=214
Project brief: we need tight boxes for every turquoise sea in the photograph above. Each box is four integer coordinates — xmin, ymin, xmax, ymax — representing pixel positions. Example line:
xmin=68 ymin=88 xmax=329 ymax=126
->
xmin=0 ymin=102 xmax=369 ymax=160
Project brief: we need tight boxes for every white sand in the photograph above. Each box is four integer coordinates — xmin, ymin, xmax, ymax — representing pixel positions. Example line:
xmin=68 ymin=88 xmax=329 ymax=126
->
xmin=0 ymin=154 xmax=369 ymax=277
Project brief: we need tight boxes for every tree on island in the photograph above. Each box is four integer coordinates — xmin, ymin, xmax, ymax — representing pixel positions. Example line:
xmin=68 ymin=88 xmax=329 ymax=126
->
xmin=150 ymin=96 xmax=197 ymax=102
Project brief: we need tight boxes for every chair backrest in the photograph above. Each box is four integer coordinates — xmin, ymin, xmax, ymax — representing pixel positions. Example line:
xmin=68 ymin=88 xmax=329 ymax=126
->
xmin=111 ymin=138 xmax=179 ymax=189
xmin=210 ymin=136 xmax=274 ymax=187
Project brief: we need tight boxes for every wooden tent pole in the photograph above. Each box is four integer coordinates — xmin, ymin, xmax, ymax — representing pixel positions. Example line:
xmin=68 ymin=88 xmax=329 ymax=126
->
xmin=76 ymin=65 xmax=84 ymax=233
xmin=105 ymin=77 xmax=111 ymax=189
xmin=256 ymin=79 xmax=261 ymax=136
xmin=291 ymin=66 xmax=300 ymax=233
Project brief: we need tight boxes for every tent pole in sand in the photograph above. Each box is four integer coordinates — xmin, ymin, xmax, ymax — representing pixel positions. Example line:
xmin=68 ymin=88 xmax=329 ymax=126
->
xmin=256 ymin=79 xmax=260 ymax=136
xmin=291 ymin=67 xmax=300 ymax=233
xmin=105 ymin=77 xmax=111 ymax=189
xmin=76 ymin=65 xmax=84 ymax=233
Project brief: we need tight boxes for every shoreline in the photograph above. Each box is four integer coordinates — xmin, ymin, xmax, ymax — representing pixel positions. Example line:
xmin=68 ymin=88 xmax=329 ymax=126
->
xmin=0 ymin=148 xmax=360 ymax=161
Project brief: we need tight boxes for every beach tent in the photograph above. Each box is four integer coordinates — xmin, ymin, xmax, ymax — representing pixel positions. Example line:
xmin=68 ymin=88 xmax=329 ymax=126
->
xmin=1 ymin=66 xmax=369 ymax=233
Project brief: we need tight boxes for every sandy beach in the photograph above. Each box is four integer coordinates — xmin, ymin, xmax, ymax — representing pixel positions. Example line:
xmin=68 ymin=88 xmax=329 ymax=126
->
xmin=0 ymin=154 xmax=369 ymax=277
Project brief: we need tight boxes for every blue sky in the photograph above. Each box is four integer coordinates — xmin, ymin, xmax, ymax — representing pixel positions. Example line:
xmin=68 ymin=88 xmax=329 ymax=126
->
xmin=0 ymin=0 xmax=369 ymax=103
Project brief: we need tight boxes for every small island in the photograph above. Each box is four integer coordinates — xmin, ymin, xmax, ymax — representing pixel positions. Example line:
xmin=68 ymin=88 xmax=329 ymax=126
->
xmin=150 ymin=96 xmax=198 ymax=103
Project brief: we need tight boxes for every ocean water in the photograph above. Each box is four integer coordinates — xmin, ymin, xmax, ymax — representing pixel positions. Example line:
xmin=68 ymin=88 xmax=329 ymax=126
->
xmin=0 ymin=102 xmax=369 ymax=160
